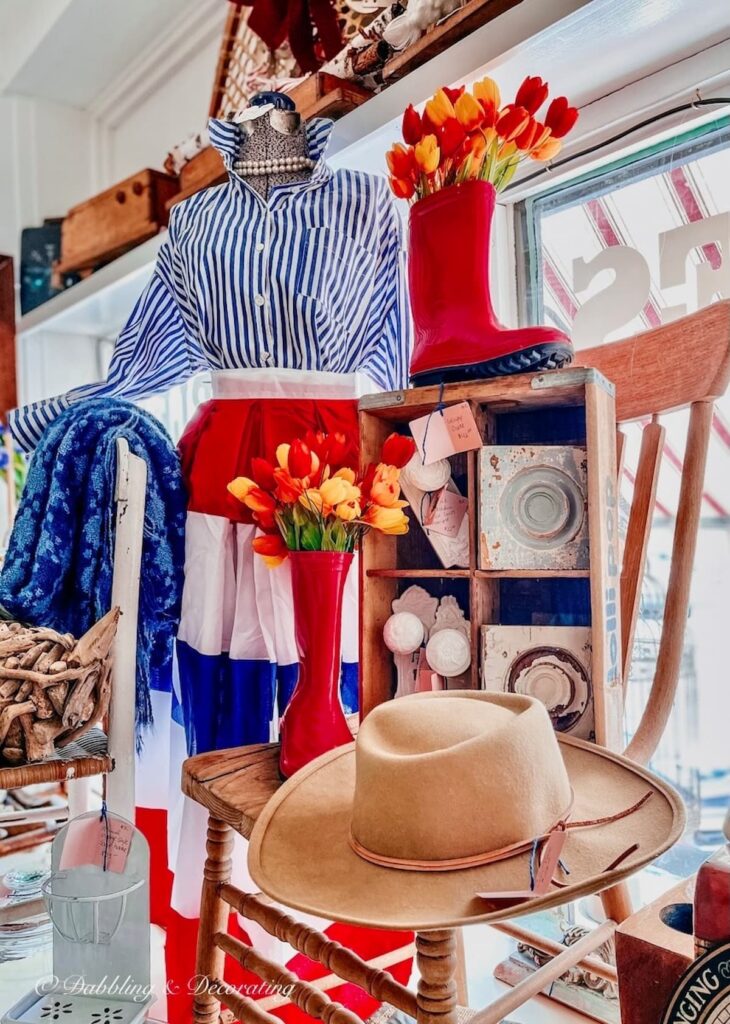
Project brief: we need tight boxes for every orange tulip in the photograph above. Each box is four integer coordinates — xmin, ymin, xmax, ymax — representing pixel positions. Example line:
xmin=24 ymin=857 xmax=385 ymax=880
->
xmin=252 ymin=533 xmax=288 ymax=568
xmin=362 ymin=504 xmax=409 ymax=535
xmin=473 ymin=77 xmax=501 ymax=111
xmin=242 ymin=486 xmax=277 ymax=529
xmin=424 ymin=89 xmax=456 ymax=128
xmin=443 ymin=85 xmax=465 ymax=104
xmin=496 ymin=105 xmax=530 ymax=142
xmin=386 ymin=143 xmax=415 ymax=179
xmin=515 ymin=75 xmax=549 ymax=115
xmin=370 ymin=464 xmax=403 ymax=507
xmin=515 ymin=118 xmax=551 ymax=152
xmin=390 ymin=176 xmax=415 ymax=200
xmin=454 ymin=92 xmax=484 ymax=132
xmin=227 ymin=476 xmax=256 ymax=502
xmin=414 ymin=134 xmax=440 ymax=175
xmin=274 ymin=467 xmax=304 ymax=503
xmin=531 ymin=137 xmax=562 ymax=161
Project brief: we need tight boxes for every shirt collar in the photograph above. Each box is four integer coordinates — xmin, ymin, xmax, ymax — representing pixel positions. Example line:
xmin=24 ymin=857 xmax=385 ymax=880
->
xmin=208 ymin=116 xmax=334 ymax=193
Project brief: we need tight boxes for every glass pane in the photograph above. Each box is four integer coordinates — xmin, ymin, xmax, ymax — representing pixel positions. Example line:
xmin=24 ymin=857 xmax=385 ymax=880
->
xmin=522 ymin=122 xmax=730 ymax=893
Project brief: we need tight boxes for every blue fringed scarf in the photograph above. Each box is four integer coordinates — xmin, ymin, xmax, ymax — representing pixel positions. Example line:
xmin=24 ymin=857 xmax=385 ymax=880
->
xmin=0 ymin=398 xmax=187 ymax=744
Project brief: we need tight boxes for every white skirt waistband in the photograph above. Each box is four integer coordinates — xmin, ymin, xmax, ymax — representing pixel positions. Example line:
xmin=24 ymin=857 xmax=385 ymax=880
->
xmin=211 ymin=368 xmax=378 ymax=401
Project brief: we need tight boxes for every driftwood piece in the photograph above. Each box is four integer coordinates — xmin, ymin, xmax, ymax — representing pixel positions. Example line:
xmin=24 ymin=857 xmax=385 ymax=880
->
xmin=0 ymin=609 xmax=120 ymax=764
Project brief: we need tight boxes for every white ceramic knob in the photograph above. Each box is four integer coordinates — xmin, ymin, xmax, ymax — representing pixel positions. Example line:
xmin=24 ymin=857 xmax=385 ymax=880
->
xmin=426 ymin=628 xmax=471 ymax=677
xmin=383 ymin=612 xmax=425 ymax=655
xmin=402 ymin=453 xmax=452 ymax=492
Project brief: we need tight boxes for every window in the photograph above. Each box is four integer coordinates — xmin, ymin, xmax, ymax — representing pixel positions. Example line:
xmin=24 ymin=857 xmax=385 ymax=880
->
xmin=516 ymin=117 xmax=730 ymax=889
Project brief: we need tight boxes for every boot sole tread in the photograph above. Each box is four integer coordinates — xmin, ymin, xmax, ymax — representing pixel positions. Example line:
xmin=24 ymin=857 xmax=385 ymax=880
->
xmin=410 ymin=342 xmax=574 ymax=387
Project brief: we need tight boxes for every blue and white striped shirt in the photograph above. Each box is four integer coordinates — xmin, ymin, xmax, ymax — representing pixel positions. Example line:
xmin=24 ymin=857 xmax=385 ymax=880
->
xmin=10 ymin=117 xmax=411 ymax=452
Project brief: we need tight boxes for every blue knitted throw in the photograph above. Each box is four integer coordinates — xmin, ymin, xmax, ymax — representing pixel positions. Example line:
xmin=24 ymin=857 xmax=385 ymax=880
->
xmin=0 ymin=398 xmax=187 ymax=744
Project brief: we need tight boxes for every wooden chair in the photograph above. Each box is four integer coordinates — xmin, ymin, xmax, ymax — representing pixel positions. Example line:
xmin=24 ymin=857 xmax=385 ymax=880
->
xmin=182 ymin=302 xmax=730 ymax=1024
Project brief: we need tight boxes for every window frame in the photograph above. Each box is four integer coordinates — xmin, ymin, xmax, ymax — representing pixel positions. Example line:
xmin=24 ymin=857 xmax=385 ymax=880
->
xmin=514 ymin=114 xmax=730 ymax=328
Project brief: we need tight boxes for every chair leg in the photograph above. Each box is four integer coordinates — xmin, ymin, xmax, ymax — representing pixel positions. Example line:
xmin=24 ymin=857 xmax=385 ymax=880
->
xmin=600 ymin=880 xmax=632 ymax=924
xmin=454 ymin=928 xmax=469 ymax=1006
xmin=193 ymin=815 xmax=234 ymax=1024
xmin=415 ymin=929 xmax=458 ymax=1024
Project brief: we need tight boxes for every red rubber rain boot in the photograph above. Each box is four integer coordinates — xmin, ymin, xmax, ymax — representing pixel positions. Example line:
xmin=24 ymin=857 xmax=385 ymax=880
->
xmin=408 ymin=180 xmax=573 ymax=386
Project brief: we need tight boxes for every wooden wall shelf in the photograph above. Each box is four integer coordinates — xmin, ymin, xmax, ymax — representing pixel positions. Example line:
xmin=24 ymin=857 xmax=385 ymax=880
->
xmin=359 ymin=368 xmax=623 ymax=752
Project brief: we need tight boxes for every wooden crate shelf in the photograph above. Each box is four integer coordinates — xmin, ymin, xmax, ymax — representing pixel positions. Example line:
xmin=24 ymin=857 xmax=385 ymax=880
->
xmin=359 ymin=367 xmax=623 ymax=751
xmin=366 ymin=568 xmax=471 ymax=579
xmin=474 ymin=569 xmax=592 ymax=579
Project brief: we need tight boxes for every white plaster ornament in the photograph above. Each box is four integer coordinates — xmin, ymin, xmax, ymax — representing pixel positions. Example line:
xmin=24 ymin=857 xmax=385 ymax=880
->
xmin=387 ymin=586 xmax=438 ymax=698
xmin=426 ymin=628 xmax=472 ymax=678
xmin=402 ymin=453 xmax=452 ymax=492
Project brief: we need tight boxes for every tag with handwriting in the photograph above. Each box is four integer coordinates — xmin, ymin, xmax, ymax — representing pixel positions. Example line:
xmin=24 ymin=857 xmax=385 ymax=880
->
xmin=476 ymin=828 xmax=567 ymax=901
xmin=59 ymin=816 xmax=134 ymax=874
xmin=409 ymin=402 xmax=481 ymax=464
xmin=423 ymin=487 xmax=469 ymax=538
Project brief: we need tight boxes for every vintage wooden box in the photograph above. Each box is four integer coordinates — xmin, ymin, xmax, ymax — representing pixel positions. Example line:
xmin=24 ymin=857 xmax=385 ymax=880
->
xmin=59 ymin=168 xmax=178 ymax=273
xmin=615 ymin=878 xmax=695 ymax=1024
xmin=359 ymin=368 xmax=623 ymax=749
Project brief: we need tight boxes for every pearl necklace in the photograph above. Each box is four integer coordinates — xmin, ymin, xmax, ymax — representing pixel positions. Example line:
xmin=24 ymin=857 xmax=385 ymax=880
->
xmin=233 ymin=156 xmax=316 ymax=176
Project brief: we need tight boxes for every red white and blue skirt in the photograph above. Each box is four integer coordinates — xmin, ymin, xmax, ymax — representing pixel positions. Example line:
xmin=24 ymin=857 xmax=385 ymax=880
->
xmin=134 ymin=370 xmax=413 ymax=1024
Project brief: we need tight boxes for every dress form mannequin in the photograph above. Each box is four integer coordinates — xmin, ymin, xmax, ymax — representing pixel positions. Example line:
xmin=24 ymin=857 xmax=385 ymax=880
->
xmin=232 ymin=91 xmax=314 ymax=200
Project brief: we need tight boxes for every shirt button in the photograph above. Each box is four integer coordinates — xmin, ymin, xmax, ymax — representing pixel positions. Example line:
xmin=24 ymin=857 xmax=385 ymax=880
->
xmin=254 ymin=294 xmax=265 ymax=307
xmin=255 ymin=242 xmax=265 ymax=253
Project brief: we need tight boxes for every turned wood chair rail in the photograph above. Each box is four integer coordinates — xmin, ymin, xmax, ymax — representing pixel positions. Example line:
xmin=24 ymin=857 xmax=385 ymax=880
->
xmin=184 ymin=303 xmax=730 ymax=1024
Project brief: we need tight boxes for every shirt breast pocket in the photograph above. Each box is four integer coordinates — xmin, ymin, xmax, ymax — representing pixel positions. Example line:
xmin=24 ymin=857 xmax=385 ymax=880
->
xmin=295 ymin=227 xmax=377 ymax=317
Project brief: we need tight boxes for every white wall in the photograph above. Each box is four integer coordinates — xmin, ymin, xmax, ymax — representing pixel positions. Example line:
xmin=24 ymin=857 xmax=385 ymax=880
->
xmin=0 ymin=94 xmax=94 ymax=263
xmin=107 ymin=34 xmax=220 ymax=183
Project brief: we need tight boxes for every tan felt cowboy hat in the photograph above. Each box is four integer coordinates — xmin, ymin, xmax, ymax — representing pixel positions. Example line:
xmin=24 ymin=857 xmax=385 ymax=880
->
xmin=249 ymin=691 xmax=685 ymax=931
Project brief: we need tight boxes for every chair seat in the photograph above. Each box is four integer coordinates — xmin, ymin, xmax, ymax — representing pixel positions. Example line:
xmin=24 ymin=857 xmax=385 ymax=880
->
xmin=182 ymin=742 xmax=282 ymax=839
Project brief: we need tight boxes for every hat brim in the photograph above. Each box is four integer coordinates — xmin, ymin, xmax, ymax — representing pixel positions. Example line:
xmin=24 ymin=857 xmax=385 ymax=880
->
xmin=248 ymin=734 xmax=685 ymax=931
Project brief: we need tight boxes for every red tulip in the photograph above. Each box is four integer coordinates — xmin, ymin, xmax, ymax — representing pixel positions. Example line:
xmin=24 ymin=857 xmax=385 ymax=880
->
xmin=515 ymin=75 xmax=549 ymax=115
xmin=443 ymin=85 xmax=465 ymax=104
xmin=252 ymin=532 xmax=288 ymax=568
xmin=402 ymin=104 xmax=423 ymax=145
xmin=515 ymin=118 xmax=551 ymax=152
xmin=382 ymin=433 xmax=417 ymax=469
xmin=496 ymin=104 xmax=530 ymax=142
xmin=250 ymin=456 xmax=276 ymax=491
xmin=438 ymin=118 xmax=466 ymax=158
xmin=545 ymin=96 xmax=579 ymax=138
xmin=390 ymin=177 xmax=414 ymax=199
xmin=322 ymin=432 xmax=351 ymax=468
xmin=288 ymin=438 xmax=315 ymax=478
xmin=386 ymin=142 xmax=415 ymax=179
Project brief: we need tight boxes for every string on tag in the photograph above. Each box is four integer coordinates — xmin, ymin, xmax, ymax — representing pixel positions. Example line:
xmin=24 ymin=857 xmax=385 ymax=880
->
xmin=418 ymin=380 xmax=446 ymax=464
xmin=100 ymin=772 xmax=111 ymax=873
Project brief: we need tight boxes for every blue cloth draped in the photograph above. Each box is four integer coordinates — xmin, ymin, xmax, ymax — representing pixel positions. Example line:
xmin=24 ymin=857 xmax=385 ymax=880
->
xmin=0 ymin=398 xmax=186 ymax=742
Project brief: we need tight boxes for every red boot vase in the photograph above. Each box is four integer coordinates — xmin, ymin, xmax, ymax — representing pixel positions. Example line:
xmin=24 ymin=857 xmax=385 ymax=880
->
xmin=409 ymin=180 xmax=573 ymax=386
xmin=279 ymin=551 xmax=354 ymax=778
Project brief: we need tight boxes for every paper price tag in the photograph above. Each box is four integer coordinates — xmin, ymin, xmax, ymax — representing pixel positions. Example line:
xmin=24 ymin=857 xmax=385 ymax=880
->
xmin=59 ymin=816 xmax=134 ymax=874
xmin=423 ymin=487 xmax=468 ymax=538
xmin=409 ymin=402 xmax=481 ymax=464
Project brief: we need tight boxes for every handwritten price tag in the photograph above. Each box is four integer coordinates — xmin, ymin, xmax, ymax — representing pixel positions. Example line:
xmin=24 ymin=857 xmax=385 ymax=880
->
xmin=409 ymin=402 xmax=482 ymax=464
xmin=423 ymin=487 xmax=469 ymax=538
xmin=59 ymin=816 xmax=134 ymax=874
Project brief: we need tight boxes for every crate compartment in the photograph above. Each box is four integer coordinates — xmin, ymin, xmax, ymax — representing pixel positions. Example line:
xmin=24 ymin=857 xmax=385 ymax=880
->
xmin=478 ymin=444 xmax=589 ymax=570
